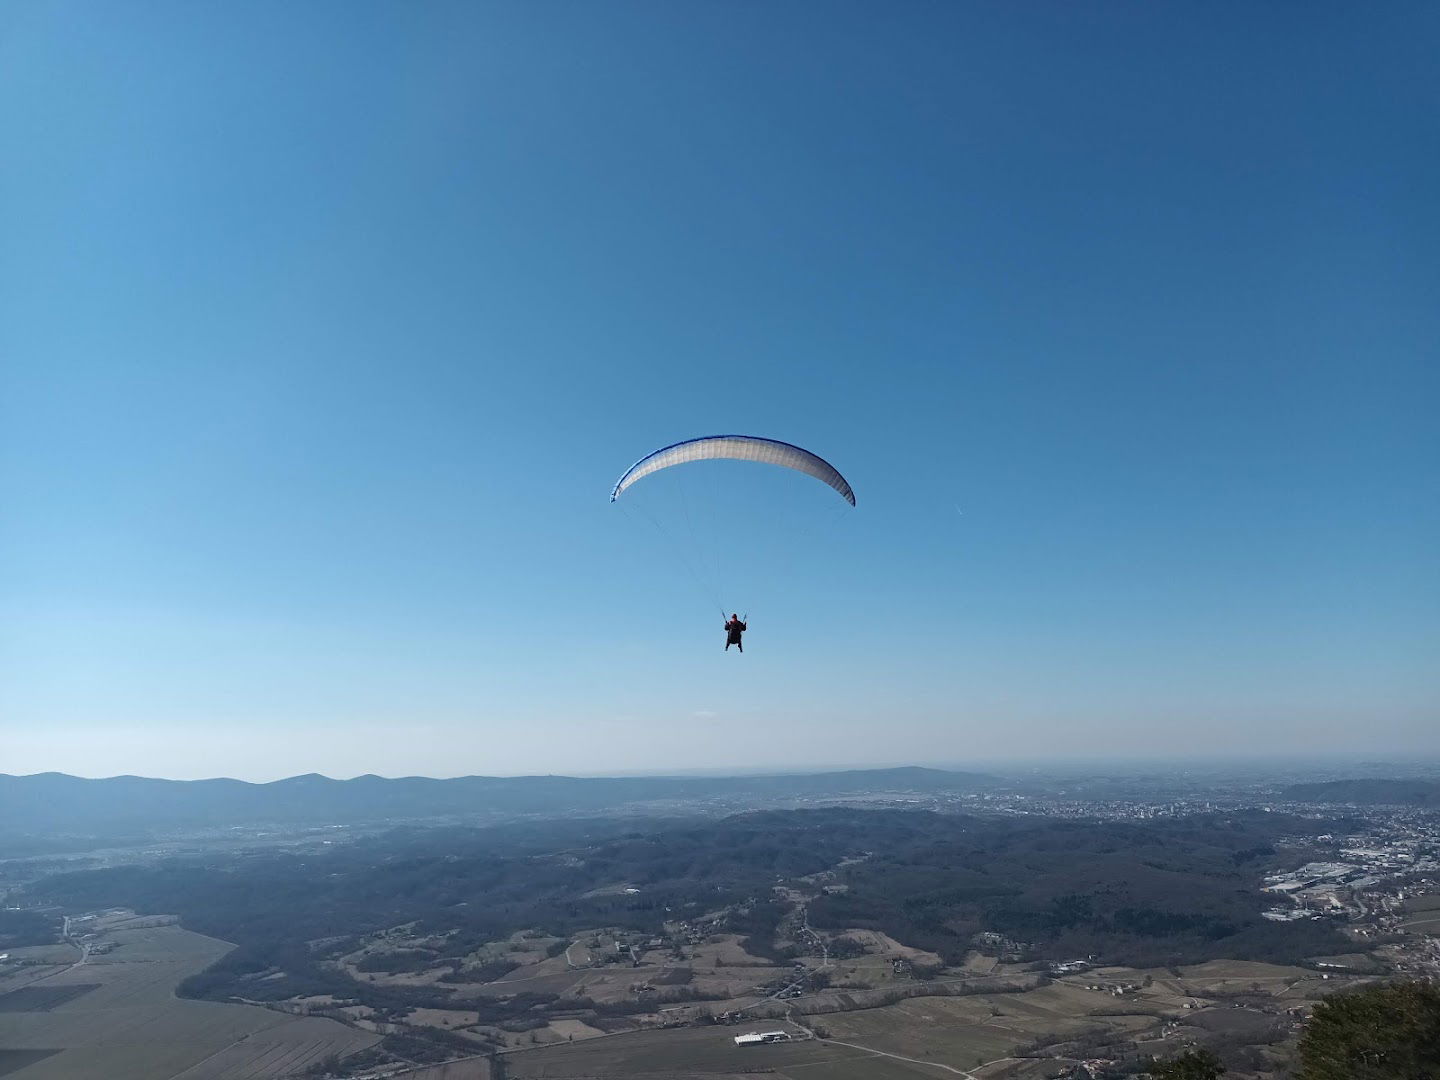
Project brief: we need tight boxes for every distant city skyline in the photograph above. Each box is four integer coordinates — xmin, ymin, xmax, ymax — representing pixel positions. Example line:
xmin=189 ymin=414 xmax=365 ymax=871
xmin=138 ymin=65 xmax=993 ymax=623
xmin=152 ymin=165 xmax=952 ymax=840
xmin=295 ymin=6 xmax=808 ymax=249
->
xmin=3 ymin=3 xmax=1436 ymax=781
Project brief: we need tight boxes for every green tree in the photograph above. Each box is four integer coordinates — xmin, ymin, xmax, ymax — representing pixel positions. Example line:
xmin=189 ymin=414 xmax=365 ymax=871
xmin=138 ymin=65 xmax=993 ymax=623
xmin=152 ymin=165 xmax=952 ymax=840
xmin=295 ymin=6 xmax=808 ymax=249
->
xmin=1295 ymin=980 xmax=1440 ymax=1079
xmin=1149 ymin=1048 xmax=1225 ymax=1079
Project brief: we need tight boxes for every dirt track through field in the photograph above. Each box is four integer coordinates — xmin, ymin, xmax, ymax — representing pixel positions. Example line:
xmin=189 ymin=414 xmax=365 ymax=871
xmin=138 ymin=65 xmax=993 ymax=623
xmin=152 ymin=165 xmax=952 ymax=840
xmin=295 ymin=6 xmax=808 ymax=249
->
xmin=786 ymin=1014 xmax=986 ymax=1078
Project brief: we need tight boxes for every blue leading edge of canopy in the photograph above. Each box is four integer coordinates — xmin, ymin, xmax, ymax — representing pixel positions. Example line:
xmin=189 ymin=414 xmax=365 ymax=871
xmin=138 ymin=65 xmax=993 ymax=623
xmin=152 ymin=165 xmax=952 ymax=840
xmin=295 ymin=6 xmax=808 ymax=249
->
xmin=609 ymin=434 xmax=856 ymax=505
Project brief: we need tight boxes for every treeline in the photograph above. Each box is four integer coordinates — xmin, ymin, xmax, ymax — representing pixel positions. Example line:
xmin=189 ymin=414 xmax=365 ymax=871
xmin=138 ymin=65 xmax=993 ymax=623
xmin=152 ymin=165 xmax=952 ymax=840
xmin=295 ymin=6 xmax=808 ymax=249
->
xmin=807 ymin=812 xmax=1350 ymax=967
xmin=1294 ymin=979 xmax=1440 ymax=1079
xmin=728 ymin=899 xmax=792 ymax=963
xmin=0 ymin=908 xmax=60 ymax=948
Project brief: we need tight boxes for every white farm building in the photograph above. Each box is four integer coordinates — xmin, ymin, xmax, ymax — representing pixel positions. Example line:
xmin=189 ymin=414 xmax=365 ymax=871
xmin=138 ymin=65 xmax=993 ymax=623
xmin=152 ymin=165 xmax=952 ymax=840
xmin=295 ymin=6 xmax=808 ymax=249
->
xmin=734 ymin=1031 xmax=791 ymax=1046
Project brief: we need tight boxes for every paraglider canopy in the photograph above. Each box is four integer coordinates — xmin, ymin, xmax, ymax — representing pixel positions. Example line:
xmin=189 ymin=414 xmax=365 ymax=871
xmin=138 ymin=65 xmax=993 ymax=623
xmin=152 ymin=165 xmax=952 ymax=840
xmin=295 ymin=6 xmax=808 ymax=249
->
xmin=610 ymin=435 xmax=855 ymax=506
xmin=610 ymin=434 xmax=853 ymax=620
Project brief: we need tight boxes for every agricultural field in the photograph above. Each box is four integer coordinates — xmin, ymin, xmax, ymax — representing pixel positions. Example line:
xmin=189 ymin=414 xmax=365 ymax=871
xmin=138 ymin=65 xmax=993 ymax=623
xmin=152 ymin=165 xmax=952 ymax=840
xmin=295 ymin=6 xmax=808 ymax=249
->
xmin=389 ymin=1061 xmax=493 ymax=1080
xmin=808 ymin=994 xmax=1026 ymax=1066
xmin=0 ymin=920 xmax=376 ymax=1080
xmin=823 ymin=929 xmax=947 ymax=986
xmin=334 ymin=910 xmax=1367 ymax=1076
xmin=1400 ymin=893 xmax=1440 ymax=934
xmin=1207 ymin=959 xmax=1365 ymax=991
xmin=337 ymin=923 xmax=800 ymax=1023
xmin=489 ymin=952 xmax=1375 ymax=1080
xmin=0 ymin=1051 xmax=60 ymax=1079
xmin=803 ymin=982 xmax=1119 ymax=1070
xmin=340 ymin=928 xmax=576 ymax=995
xmin=503 ymin=1023 xmax=960 ymax=1079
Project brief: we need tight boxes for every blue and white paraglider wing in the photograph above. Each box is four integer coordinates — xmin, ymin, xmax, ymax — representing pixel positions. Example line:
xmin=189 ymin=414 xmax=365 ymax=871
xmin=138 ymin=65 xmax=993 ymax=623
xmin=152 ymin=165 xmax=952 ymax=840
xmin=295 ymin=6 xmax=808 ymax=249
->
xmin=610 ymin=435 xmax=855 ymax=506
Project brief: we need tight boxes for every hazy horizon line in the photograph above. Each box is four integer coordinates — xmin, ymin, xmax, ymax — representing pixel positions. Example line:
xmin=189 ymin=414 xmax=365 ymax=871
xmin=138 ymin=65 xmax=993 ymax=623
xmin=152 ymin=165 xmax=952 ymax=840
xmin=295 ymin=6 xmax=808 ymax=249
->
xmin=5 ymin=750 xmax=1439 ymax=786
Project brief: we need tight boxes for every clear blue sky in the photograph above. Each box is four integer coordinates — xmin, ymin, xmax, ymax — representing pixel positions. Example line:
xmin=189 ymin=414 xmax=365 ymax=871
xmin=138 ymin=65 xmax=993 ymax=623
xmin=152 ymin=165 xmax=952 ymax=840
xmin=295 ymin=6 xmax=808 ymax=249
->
xmin=3 ymin=2 xmax=1436 ymax=780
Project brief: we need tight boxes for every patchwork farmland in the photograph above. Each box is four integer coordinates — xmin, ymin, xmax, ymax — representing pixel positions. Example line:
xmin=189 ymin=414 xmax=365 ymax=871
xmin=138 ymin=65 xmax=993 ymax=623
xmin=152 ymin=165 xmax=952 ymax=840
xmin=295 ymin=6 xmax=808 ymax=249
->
xmin=0 ymin=920 xmax=376 ymax=1080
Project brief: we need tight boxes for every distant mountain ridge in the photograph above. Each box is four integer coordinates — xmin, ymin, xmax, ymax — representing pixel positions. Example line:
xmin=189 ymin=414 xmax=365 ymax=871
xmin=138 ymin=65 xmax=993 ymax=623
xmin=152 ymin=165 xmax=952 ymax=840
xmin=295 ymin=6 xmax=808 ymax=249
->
xmin=0 ymin=766 xmax=991 ymax=836
xmin=1282 ymin=778 xmax=1440 ymax=806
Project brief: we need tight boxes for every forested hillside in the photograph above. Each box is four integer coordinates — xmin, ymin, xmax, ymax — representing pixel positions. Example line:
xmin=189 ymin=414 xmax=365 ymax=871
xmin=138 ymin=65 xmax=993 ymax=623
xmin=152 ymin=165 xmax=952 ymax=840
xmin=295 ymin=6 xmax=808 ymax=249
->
xmin=25 ymin=808 xmax=1348 ymax=1011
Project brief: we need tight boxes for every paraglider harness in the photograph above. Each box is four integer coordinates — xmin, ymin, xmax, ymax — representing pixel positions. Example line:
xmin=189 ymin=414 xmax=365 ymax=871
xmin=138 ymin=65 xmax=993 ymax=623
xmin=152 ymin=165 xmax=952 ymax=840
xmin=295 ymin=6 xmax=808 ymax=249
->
xmin=724 ymin=612 xmax=748 ymax=647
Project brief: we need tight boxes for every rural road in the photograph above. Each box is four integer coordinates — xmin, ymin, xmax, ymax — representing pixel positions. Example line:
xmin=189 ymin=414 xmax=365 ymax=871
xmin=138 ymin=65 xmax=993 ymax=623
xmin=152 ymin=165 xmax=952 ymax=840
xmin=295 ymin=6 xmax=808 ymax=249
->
xmin=22 ymin=915 xmax=92 ymax=989
xmin=60 ymin=916 xmax=90 ymax=969
xmin=760 ymin=904 xmax=831 ymax=1004
xmin=800 ymin=909 xmax=829 ymax=969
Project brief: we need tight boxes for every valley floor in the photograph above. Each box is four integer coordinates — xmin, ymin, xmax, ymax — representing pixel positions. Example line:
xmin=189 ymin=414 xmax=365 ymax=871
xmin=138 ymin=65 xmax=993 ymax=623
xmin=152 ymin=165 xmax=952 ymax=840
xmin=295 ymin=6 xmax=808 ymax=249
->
xmin=0 ymin=914 xmax=377 ymax=1080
